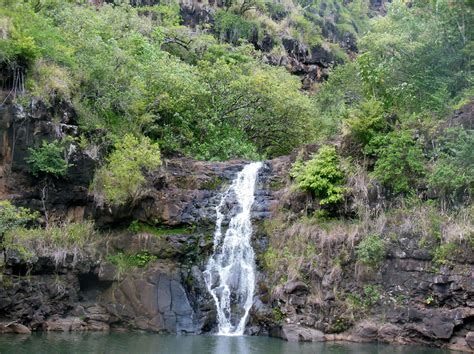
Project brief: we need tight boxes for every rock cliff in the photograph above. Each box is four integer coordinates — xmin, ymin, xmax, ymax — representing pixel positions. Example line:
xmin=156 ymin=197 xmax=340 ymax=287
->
xmin=0 ymin=98 xmax=473 ymax=352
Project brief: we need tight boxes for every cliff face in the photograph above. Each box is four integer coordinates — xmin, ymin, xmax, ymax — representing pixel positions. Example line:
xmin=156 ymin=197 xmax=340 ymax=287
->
xmin=0 ymin=100 xmax=473 ymax=352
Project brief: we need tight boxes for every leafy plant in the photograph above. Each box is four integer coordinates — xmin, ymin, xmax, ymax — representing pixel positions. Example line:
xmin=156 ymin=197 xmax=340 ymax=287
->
xmin=92 ymin=134 xmax=161 ymax=206
xmin=432 ymin=242 xmax=459 ymax=268
xmin=272 ymin=307 xmax=285 ymax=323
xmin=429 ymin=128 xmax=473 ymax=205
xmin=367 ymin=131 xmax=426 ymax=194
xmin=291 ymin=145 xmax=346 ymax=206
xmin=26 ymin=140 xmax=70 ymax=177
xmin=3 ymin=221 xmax=97 ymax=265
xmin=356 ymin=234 xmax=385 ymax=268
xmin=0 ymin=201 xmax=38 ymax=236
xmin=106 ymin=251 xmax=158 ymax=278
xmin=425 ymin=295 xmax=434 ymax=306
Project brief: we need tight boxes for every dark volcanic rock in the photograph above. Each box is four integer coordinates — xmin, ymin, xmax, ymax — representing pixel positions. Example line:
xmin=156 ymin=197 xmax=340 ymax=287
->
xmin=99 ymin=262 xmax=211 ymax=333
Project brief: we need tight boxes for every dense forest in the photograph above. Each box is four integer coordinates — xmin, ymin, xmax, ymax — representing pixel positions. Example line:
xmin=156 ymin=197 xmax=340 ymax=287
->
xmin=0 ymin=0 xmax=473 ymax=348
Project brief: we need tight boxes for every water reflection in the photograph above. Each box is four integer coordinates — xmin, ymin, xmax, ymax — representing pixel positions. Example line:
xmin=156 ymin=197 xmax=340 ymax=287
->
xmin=0 ymin=332 xmax=456 ymax=354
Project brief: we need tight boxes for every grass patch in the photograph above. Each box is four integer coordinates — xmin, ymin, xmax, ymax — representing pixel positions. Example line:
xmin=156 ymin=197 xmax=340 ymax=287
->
xmin=128 ymin=220 xmax=195 ymax=236
xmin=3 ymin=221 xmax=98 ymax=266
xmin=106 ymin=251 xmax=157 ymax=278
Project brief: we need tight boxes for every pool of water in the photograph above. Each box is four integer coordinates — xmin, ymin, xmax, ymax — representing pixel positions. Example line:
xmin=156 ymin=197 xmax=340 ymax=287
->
xmin=0 ymin=332 xmax=458 ymax=354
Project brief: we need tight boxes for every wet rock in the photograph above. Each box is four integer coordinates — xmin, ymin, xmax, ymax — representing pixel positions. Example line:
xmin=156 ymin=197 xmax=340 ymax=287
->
xmin=271 ymin=324 xmax=325 ymax=342
xmin=283 ymin=281 xmax=309 ymax=295
xmin=378 ymin=324 xmax=402 ymax=342
xmin=353 ymin=322 xmax=379 ymax=341
xmin=44 ymin=317 xmax=86 ymax=332
xmin=466 ymin=332 xmax=474 ymax=349
xmin=100 ymin=262 xmax=210 ymax=334
xmin=8 ymin=323 xmax=31 ymax=334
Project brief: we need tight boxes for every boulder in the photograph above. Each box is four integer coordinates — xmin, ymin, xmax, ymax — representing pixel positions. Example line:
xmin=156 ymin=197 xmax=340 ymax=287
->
xmin=465 ymin=332 xmax=474 ymax=349
xmin=44 ymin=317 xmax=86 ymax=332
xmin=378 ymin=324 xmax=402 ymax=342
xmin=8 ymin=323 xmax=31 ymax=334
xmin=353 ymin=322 xmax=379 ymax=341
xmin=283 ymin=281 xmax=309 ymax=295
xmin=271 ymin=324 xmax=325 ymax=342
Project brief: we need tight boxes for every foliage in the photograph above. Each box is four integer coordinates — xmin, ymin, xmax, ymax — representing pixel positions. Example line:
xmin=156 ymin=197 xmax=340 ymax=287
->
xmin=92 ymin=134 xmax=161 ymax=206
xmin=344 ymin=98 xmax=389 ymax=150
xmin=331 ymin=318 xmax=352 ymax=333
xmin=358 ymin=1 xmax=472 ymax=114
xmin=106 ymin=251 xmax=158 ymax=278
xmin=128 ymin=220 xmax=194 ymax=236
xmin=432 ymin=242 xmax=460 ymax=268
xmin=368 ymin=131 xmax=426 ymax=194
xmin=356 ymin=234 xmax=385 ymax=268
xmin=272 ymin=307 xmax=285 ymax=323
xmin=26 ymin=140 xmax=70 ymax=177
xmin=347 ymin=284 xmax=382 ymax=311
xmin=1 ymin=1 xmax=319 ymax=161
xmin=27 ymin=60 xmax=74 ymax=102
xmin=429 ymin=128 xmax=473 ymax=205
xmin=214 ymin=10 xmax=260 ymax=45
xmin=291 ymin=146 xmax=346 ymax=205
xmin=3 ymin=221 xmax=97 ymax=264
xmin=0 ymin=201 xmax=38 ymax=236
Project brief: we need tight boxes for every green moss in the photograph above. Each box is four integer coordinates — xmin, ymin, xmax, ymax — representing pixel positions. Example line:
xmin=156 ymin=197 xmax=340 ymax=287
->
xmin=128 ymin=221 xmax=195 ymax=237
xmin=200 ymin=176 xmax=223 ymax=191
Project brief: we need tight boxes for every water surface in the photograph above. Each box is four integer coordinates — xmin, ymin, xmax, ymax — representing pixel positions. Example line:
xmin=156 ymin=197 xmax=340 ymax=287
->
xmin=0 ymin=333 xmax=457 ymax=354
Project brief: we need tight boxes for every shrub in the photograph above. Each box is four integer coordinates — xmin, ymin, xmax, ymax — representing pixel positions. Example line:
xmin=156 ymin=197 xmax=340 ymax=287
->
xmin=356 ymin=234 xmax=385 ymax=268
xmin=367 ymin=131 xmax=426 ymax=194
xmin=344 ymin=98 xmax=389 ymax=150
xmin=0 ymin=201 xmax=38 ymax=236
xmin=3 ymin=221 xmax=97 ymax=265
xmin=291 ymin=145 xmax=346 ymax=206
xmin=428 ymin=128 xmax=473 ymax=205
xmin=432 ymin=242 xmax=459 ymax=268
xmin=214 ymin=11 xmax=260 ymax=45
xmin=28 ymin=60 xmax=74 ymax=102
xmin=26 ymin=140 xmax=70 ymax=177
xmin=92 ymin=134 xmax=161 ymax=206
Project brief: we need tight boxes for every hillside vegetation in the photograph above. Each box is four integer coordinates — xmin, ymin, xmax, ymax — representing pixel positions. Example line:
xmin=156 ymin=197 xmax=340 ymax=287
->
xmin=0 ymin=0 xmax=472 ymax=214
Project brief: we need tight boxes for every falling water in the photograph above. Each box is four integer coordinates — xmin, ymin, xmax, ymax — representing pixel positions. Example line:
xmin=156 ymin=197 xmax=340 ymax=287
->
xmin=204 ymin=162 xmax=262 ymax=336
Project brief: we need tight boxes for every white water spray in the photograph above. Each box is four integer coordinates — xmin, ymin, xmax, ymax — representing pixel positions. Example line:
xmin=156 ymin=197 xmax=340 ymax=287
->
xmin=204 ymin=162 xmax=262 ymax=336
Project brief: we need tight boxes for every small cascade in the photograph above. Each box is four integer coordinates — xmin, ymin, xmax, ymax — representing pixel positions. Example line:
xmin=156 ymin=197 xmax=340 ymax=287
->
xmin=204 ymin=162 xmax=262 ymax=336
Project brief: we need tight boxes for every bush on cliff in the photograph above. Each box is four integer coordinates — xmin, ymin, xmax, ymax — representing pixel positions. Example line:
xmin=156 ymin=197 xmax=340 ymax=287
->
xmin=92 ymin=134 xmax=161 ymax=206
xmin=26 ymin=140 xmax=70 ymax=178
xmin=3 ymin=221 xmax=97 ymax=265
xmin=0 ymin=201 xmax=38 ymax=237
xmin=355 ymin=234 xmax=385 ymax=268
xmin=291 ymin=145 xmax=346 ymax=206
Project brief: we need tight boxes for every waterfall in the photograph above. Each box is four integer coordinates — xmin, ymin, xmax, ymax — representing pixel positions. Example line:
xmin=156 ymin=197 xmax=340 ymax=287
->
xmin=204 ymin=162 xmax=262 ymax=336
